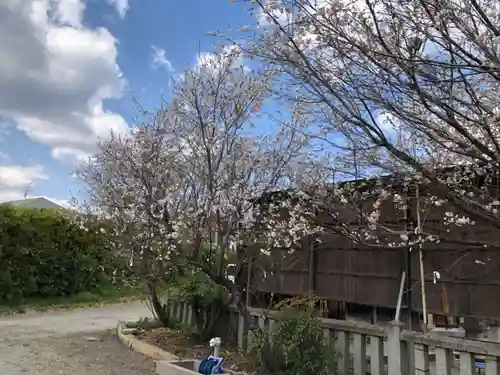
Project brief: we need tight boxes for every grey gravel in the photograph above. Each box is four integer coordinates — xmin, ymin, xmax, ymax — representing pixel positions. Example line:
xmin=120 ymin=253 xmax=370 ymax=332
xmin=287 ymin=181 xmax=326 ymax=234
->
xmin=0 ymin=301 xmax=156 ymax=374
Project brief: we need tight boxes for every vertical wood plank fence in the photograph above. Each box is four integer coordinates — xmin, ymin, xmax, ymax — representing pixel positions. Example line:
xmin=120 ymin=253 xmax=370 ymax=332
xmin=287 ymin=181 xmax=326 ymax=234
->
xmin=164 ymin=299 xmax=500 ymax=375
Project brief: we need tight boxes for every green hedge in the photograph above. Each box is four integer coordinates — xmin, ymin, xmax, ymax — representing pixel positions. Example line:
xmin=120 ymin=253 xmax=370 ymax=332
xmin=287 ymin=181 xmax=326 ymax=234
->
xmin=0 ymin=205 xmax=123 ymax=302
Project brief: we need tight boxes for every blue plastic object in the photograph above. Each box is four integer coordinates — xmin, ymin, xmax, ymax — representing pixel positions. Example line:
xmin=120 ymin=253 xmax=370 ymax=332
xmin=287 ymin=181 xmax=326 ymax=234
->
xmin=198 ymin=355 xmax=224 ymax=374
xmin=475 ymin=360 xmax=486 ymax=370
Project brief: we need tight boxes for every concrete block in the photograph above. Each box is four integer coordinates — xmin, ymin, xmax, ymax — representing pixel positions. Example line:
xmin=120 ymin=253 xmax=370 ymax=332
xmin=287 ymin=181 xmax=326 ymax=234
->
xmin=121 ymin=328 xmax=138 ymax=335
xmin=156 ymin=360 xmax=231 ymax=375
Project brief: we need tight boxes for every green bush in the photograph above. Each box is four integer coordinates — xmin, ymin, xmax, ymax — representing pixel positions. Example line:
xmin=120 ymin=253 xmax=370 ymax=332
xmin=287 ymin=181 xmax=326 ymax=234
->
xmin=0 ymin=205 xmax=124 ymax=302
xmin=250 ymin=297 xmax=338 ymax=375
xmin=168 ymin=272 xmax=229 ymax=340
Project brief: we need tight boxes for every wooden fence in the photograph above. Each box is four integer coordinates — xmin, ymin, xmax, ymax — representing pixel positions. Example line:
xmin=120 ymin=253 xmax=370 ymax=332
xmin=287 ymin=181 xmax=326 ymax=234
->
xmin=165 ymin=299 xmax=500 ymax=375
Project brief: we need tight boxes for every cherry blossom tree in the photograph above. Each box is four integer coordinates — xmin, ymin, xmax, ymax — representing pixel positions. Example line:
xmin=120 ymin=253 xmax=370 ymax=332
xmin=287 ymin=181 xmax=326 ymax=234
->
xmin=79 ymin=46 xmax=312 ymax=327
xmin=218 ymin=0 xmax=500 ymax=254
xmin=79 ymin=114 xmax=188 ymax=324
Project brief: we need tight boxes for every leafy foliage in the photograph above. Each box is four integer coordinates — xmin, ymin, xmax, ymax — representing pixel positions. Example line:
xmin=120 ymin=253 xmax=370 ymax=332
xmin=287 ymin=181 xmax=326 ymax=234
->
xmin=170 ymin=273 xmax=228 ymax=308
xmin=0 ymin=205 xmax=125 ymax=302
xmin=169 ymin=271 xmax=230 ymax=340
xmin=250 ymin=297 xmax=338 ymax=375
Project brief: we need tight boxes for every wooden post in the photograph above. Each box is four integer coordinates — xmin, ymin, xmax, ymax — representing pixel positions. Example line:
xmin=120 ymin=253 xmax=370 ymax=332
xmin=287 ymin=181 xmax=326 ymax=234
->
xmin=370 ymin=336 xmax=385 ymax=375
xmin=415 ymin=184 xmax=428 ymax=332
xmin=387 ymin=321 xmax=404 ymax=375
xmin=237 ymin=313 xmax=245 ymax=350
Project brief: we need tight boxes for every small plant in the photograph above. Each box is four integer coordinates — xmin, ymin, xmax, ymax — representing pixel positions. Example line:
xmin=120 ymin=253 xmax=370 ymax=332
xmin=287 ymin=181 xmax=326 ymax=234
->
xmin=136 ymin=316 xmax=152 ymax=330
xmin=250 ymin=296 xmax=338 ymax=375
xmin=167 ymin=317 xmax=187 ymax=331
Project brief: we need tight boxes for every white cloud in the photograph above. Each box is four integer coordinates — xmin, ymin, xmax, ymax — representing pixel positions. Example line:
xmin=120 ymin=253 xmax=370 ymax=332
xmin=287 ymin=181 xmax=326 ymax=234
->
xmin=0 ymin=165 xmax=73 ymax=207
xmin=173 ymin=45 xmax=251 ymax=95
xmin=0 ymin=165 xmax=47 ymax=189
xmin=52 ymin=0 xmax=86 ymax=26
xmin=375 ymin=111 xmax=398 ymax=133
xmin=194 ymin=44 xmax=246 ymax=74
xmin=151 ymin=45 xmax=174 ymax=72
xmin=106 ymin=0 xmax=129 ymax=19
xmin=256 ymin=0 xmax=291 ymax=27
xmin=0 ymin=165 xmax=48 ymax=202
xmin=51 ymin=147 xmax=91 ymax=164
xmin=0 ymin=191 xmax=28 ymax=202
xmin=195 ymin=51 xmax=219 ymax=69
xmin=0 ymin=0 xmax=128 ymax=163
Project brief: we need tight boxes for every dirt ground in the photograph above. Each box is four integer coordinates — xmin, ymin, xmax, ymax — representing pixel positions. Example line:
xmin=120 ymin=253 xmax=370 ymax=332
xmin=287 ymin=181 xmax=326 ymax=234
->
xmin=0 ymin=301 xmax=156 ymax=375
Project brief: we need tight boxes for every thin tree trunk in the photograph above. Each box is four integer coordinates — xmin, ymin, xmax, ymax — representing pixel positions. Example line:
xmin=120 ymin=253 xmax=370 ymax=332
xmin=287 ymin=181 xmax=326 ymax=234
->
xmin=146 ymin=280 xmax=169 ymax=326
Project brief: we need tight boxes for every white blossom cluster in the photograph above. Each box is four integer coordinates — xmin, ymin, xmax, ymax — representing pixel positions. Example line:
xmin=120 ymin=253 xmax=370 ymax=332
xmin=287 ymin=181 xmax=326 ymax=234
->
xmin=79 ymin=46 xmax=310 ymax=279
xmin=77 ymin=0 xmax=500 ymax=283
xmin=227 ymin=0 xmax=500 ymax=253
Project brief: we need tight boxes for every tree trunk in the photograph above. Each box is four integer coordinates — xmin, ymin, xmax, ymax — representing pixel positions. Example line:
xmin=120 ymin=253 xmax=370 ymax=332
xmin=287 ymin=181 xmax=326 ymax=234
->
xmin=146 ymin=280 xmax=169 ymax=326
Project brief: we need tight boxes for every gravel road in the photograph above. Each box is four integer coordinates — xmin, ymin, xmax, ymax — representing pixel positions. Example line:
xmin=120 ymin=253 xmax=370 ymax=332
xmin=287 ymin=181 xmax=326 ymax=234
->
xmin=0 ymin=301 xmax=156 ymax=375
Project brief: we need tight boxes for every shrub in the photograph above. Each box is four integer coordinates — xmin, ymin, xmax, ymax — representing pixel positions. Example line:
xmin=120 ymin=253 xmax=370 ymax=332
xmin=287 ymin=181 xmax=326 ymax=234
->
xmin=250 ymin=297 xmax=338 ymax=375
xmin=0 ymin=205 xmax=124 ymax=302
xmin=169 ymin=272 xmax=229 ymax=340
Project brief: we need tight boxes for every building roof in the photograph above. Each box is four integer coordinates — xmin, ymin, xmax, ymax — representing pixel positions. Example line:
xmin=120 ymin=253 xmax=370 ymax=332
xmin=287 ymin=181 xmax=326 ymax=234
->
xmin=4 ymin=197 xmax=70 ymax=210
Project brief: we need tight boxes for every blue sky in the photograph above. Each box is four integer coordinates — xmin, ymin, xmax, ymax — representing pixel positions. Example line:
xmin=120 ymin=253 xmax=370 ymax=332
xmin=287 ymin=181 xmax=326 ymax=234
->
xmin=0 ymin=0 xmax=255 ymax=205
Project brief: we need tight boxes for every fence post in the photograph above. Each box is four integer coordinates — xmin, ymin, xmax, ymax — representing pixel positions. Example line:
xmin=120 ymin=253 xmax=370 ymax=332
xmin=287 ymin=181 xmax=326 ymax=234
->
xmin=176 ymin=301 xmax=182 ymax=321
xmin=168 ymin=300 xmax=175 ymax=320
xmin=487 ymin=323 xmax=500 ymax=343
xmin=164 ymin=298 xmax=170 ymax=320
xmin=237 ymin=313 xmax=245 ymax=350
xmin=187 ymin=304 xmax=193 ymax=326
xmin=387 ymin=320 xmax=404 ymax=375
xmin=182 ymin=302 xmax=189 ymax=325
